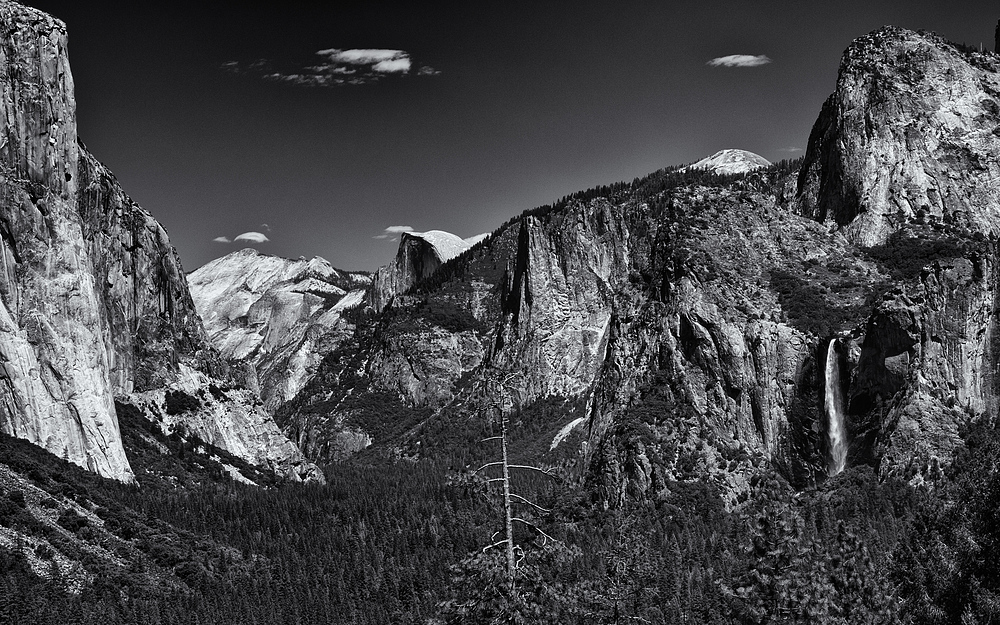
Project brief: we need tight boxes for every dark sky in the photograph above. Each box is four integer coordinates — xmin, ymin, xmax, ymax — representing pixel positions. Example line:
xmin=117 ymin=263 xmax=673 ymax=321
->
xmin=27 ymin=0 xmax=997 ymax=272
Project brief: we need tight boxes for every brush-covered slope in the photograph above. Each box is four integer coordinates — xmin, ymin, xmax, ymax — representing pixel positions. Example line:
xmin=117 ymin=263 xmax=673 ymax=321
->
xmin=0 ymin=0 xmax=319 ymax=483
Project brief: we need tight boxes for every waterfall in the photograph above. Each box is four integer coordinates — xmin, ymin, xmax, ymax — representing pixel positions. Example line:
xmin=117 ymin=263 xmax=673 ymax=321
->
xmin=825 ymin=339 xmax=848 ymax=476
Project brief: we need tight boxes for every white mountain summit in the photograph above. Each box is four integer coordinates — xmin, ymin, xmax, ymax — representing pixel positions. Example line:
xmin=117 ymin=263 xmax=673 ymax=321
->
xmin=188 ymin=249 xmax=371 ymax=411
xmin=683 ymin=149 xmax=771 ymax=175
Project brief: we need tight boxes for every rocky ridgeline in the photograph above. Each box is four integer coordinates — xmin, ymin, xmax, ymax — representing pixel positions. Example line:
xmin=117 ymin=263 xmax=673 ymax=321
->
xmin=233 ymin=25 xmax=1000 ymax=504
xmin=0 ymin=1 xmax=321 ymax=483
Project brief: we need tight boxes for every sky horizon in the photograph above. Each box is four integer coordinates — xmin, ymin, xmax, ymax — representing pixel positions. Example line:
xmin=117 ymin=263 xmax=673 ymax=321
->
xmin=28 ymin=0 xmax=998 ymax=272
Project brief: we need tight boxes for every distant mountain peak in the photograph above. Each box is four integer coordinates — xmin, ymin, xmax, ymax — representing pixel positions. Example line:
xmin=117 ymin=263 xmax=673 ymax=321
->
xmin=684 ymin=149 xmax=771 ymax=175
xmin=403 ymin=230 xmax=470 ymax=263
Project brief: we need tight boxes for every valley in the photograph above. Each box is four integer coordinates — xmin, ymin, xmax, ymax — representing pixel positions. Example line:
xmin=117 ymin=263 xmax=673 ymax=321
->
xmin=0 ymin=1 xmax=999 ymax=622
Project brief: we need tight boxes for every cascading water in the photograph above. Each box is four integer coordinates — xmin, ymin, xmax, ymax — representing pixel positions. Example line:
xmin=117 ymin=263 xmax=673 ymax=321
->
xmin=825 ymin=339 xmax=848 ymax=476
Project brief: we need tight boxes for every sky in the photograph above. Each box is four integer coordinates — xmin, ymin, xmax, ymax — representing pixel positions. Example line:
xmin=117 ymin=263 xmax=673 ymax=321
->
xmin=28 ymin=0 xmax=998 ymax=272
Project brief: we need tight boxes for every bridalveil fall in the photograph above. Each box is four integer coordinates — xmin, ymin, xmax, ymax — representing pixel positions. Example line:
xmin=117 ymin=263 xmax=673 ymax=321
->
xmin=825 ymin=339 xmax=848 ymax=476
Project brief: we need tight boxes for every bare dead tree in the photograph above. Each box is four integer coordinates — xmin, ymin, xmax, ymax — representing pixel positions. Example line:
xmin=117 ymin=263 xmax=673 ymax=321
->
xmin=475 ymin=370 xmax=559 ymax=593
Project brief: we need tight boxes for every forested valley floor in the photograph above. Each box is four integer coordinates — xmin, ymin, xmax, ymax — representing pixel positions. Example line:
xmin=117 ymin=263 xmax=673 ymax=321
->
xmin=1 ymin=403 xmax=999 ymax=624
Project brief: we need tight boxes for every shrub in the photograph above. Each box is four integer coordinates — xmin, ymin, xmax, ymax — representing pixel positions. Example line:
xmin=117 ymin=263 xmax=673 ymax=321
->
xmin=770 ymin=269 xmax=861 ymax=336
xmin=7 ymin=490 xmax=25 ymax=508
xmin=865 ymin=227 xmax=975 ymax=279
xmin=165 ymin=389 xmax=200 ymax=415
xmin=56 ymin=508 xmax=89 ymax=533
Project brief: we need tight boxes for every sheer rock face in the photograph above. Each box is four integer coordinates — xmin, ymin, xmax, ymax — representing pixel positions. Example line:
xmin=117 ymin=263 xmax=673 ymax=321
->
xmin=0 ymin=1 xmax=320 ymax=483
xmin=366 ymin=230 xmax=472 ymax=312
xmin=269 ymin=27 xmax=1000 ymax=500
xmin=281 ymin=181 xmax=841 ymax=498
xmin=188 ymin=248 xmax=370 ymax=412
xmin=0 ymin=3 xmax=131 ymax=480
xmin=798 ymin=27 xmax=1000 ymax=246
xmin=798 ymin=27 xmax=1000 ymax=478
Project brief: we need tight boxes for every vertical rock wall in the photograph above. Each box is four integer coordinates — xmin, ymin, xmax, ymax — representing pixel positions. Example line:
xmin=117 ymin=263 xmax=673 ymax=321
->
xmin=0 ymin=1 xmax=321 ymax=483
xmin=0 ymin=3 xmax=131 ymax=480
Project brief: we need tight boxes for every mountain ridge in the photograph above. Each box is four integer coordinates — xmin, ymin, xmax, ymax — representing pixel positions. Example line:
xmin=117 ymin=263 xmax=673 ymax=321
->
xmin=244 ymin=24 xmax=1000 ymax=502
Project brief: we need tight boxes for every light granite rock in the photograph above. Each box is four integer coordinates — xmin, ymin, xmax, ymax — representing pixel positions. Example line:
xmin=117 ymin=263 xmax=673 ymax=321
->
xmin=798 ymin=27 xmax=1000 ymax=246
xmin=366 ymin=230 xmax=476 ymax=312
xmin=189 ymin=248 xmax=369 ymax=412
xmin=0 ymin=0 xmax=321 ymax=483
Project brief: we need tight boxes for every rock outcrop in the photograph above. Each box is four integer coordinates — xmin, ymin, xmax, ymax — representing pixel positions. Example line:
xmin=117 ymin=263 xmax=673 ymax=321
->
xmin=188 ymin=248 xmax=370 ymax=412
xmin=797 ymin=27 xmax=1000 ymax=246
xmin=366 ymin=230 xmax=481 ymax=312
xmin=0 ymin=0 xmax=320 ymax=483
xmin=279 ymin=164 xmax=851 ymax=499
xmin=207 ymin=27 xmax=1000 ymax=501
xmin=798 ymin=27 xmax=1000 ymax=479
xmin=0 ymin=3 xmax=133 ymax=480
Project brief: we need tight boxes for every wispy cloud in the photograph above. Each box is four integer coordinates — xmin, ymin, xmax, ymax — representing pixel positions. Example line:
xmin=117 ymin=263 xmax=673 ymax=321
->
xmin=374 ymin=225 xmax=414 ymax=241
xmin=707 ymin=54 xmax=771 ymax=68
xmin=225 ymin=48 xmax=439 ymax=87
xmin=777 ymin=146 xmax=803 ymax=153
xmin=213 ymin=236 xmax=232 ymax=243
xmin=319 ymin=49 xmax=411 ymax=72
xmin=234 ymin=232 xmax=270 ymax=244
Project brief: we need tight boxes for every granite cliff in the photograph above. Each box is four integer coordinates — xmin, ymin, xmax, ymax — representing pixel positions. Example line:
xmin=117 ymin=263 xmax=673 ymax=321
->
xmin=0 ymin=1 xmax=320 ymax=483
xmin=188 ymin=249 xmax=370 ymax=412
xmin=196 ymin=27 xmax=1000 ymax=502
xmin=367 ymin=230 xmax=485 ymax=312
xmin=797 ymin=26 xmax=1000 ymax=482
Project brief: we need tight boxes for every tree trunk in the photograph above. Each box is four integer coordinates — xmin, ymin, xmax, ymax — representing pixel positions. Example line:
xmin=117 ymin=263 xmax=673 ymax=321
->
xmin=501 ymin=414 xmax=516 ymax=590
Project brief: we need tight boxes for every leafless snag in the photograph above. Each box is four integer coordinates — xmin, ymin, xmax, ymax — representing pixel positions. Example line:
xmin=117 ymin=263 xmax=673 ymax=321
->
xmin=472 ymin=369 xmax=561 ymax=593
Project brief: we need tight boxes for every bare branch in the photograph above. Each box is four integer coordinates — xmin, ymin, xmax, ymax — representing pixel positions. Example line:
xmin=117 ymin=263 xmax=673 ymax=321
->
xmin=511 ymin=517 xmax=559 ymax=545
xmin=482 ymin=538 xmax=509 ymax=553
xmin=480 ymin=436 xmax=504 ymax=443
xmin=509 ymin=493 xmax=551 ymax=513
xmin=507 ymin=464 xmax=559 ymax=478
xmin=474 ymin=461 xmax=505 ymax=473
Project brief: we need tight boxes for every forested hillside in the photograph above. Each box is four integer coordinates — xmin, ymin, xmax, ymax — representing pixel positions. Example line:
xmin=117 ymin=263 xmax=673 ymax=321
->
xmin=3 ymin=409 xmax=1000 ymax=623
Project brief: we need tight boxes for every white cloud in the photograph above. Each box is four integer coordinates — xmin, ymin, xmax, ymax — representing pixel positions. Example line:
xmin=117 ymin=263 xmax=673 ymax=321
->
xmin=234 ymin=232 xmax=270 ymax=243
xmin=373 ymin=58 xmax=412 ymax=73
xmin=373 ymin=234 xmax=390 ymax=240
xmin=777 ymin=146 xmax=803 ymax=152
xmin=707 ymin=54 xmax=772 ymax=68
xmin=213 ymin=236 xmax=232 ymax=243
xmin=228 ymin=47 xmax=436 ymax=87
xmin=464 ymin=233 xmax=490 ymax=246
xmin=320 ymin=49 xmax=407 ymax=64
xmin=384 ymin=225 xmax=414 ymax=234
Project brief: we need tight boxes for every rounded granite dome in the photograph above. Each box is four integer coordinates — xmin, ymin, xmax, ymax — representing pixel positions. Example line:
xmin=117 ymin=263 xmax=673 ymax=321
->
xmin=684 ymin=149 xmax=771 ymax=175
